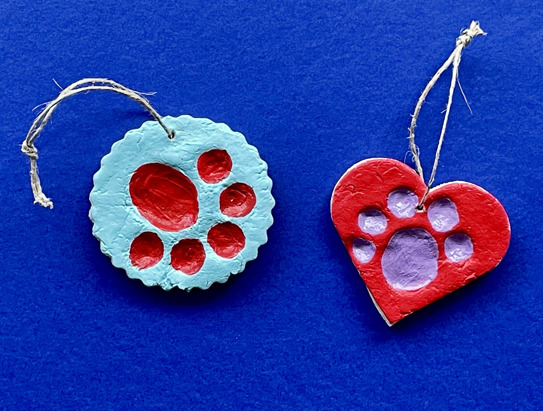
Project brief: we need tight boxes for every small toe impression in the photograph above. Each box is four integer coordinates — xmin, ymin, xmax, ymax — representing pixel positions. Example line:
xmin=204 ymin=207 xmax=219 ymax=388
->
xmin=352 ymin=238 xmax=376 ymax=263
xmin=208 ymin=222 xmax=246 ymax=259
xmin=445 ymin=233 xmax=473 ymax=262
xmin=382 ymin=228 xmax=438 ymax=291
xmin=130 ymin=232 xmax=164 ymax=269
xmin=197 ymin=149 xmax=232 ymax=184
xmin=171 ymin=239 xmax=206 ymax=275
xmin=220 ymin=183 xmax=256 ymax=217
xmin=428 ymin=198 xmax=459 ymax=232
xmin=358 ymin=209 xmax=387 ymax=235
xmin=388 ymin=189 xmax=418 ymax=218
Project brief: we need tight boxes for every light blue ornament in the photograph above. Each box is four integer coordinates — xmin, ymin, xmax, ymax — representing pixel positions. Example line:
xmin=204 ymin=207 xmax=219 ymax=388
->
xmin=90 ymin=115 xmax=274 ymax=290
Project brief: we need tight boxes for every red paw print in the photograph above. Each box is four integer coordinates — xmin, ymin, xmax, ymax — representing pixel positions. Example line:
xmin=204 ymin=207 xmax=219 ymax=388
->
xmin=128 ymin=149 xmax=256 ymax=275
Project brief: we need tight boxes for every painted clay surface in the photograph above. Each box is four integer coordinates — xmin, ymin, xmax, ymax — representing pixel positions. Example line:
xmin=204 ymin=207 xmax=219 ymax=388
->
xmin=90 ymin=115 xmax=274 ymax=290
xmin=331 ymin=158 xmax=510 ymax=325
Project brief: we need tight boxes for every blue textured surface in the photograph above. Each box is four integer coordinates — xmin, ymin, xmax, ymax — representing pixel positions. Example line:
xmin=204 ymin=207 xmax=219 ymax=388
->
xmin=0 ymin=0 xmax=541 ymax=409
xmin=90 ymin=116 xmax=274 ymax=290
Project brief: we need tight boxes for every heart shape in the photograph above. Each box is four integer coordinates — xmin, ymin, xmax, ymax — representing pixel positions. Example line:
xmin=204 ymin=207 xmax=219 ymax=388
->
xmin=331 ymin=158 xmax=510 ymax=325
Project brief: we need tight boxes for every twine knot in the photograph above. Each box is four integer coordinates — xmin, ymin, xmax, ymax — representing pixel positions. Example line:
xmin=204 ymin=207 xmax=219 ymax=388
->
xmin=456 ymin=21 xmax=486 ymax=47
xmin=21 ymin=141 xmax=38 ymax=160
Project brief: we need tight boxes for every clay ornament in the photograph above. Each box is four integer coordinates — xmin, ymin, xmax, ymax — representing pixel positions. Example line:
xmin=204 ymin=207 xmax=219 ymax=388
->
xmin=331 ymin=22 xmax=510 ymax=325
xmin=331 ymin=159 xmax=510 ymax=325
xmin=22 ymin=79 xmax=274 ymax=290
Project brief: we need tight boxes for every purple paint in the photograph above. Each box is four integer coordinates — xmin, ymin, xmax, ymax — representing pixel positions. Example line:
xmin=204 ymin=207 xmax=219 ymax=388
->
xmin=381 ymin=228 xmax=438 ymax=290
xmin=387 ymin=189 xmax=418 ymax=218
xmin=428 ymin=198 xmax=459 ymax=232
xmin=358 ymin=209 xmax=387 ymax=234
xmin=445 ymin=233 xmax=473 ymax=262
xmin=352 ymin=238 xmax=376 ymax=263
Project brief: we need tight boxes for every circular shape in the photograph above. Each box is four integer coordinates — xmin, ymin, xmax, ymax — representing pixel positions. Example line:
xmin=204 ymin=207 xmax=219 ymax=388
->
xmin=445 ymin=233 xmax=474 ymax=262
xmin=381 ymin=228 xmax=438 ymax=291
xmin=130 ymin=163 xmax=198 ymax=232
xmin=352 ymin=238 xmax=376 ymax=263
xmin=220 ymin=183 xmax=256 ymax=217
xmin=358 ymin=209 xmax=387 ymax=235
xmin=197 ymin=149 xmax=232 ymax=184
xmin=387 ymin=189 xmax=418 ymax=218
xmin=428 ymin=198 xmax=459 ymax=232
xmin=129 ymin=232 xmax=164 ymax=269
xmin=171 ymin=239 xmax=206 ymax=275
xmin=90 ymin=115 xmax=275 ymax=290
xmin=208 ymin=222 xmax=246 ymax=259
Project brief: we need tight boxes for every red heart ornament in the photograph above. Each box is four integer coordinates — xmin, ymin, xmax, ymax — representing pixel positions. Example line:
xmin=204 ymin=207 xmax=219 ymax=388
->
xmin=331 ymin=158 xmax=510 ymax=325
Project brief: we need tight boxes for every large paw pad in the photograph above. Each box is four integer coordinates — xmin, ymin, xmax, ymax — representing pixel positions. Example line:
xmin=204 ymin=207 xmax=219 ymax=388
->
xmin=331 ymin=158 xmax=510 ymax=325
xmin=90 ymin=115 xmax=275 ymax=290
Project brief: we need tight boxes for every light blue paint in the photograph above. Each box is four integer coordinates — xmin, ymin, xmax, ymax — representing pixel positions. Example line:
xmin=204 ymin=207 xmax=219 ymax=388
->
xmin=89 ymin=115 xmax=275 ymax=290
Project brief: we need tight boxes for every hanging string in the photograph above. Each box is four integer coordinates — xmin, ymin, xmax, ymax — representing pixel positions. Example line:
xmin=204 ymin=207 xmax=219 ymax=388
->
xmin=407 ymin=21 xmax=486 ymax=208
xmin=21 ymin=78 xmax=175 ymax=209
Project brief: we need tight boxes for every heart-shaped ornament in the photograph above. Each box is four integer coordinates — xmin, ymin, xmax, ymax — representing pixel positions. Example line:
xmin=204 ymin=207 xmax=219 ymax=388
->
xmin=331 ymin=158 xmax=510 ymax=325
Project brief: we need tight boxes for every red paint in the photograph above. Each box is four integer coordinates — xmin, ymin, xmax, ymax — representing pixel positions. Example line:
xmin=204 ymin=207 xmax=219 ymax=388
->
xmin=129 ymin=232 xmax=164 ymax=269
xmin=197 ymin=149 xmax=232 ymax=184
xmin=208 ymin=222 xmax=246 ymax=258
xmin=171 ymin=239 xmax=206 ymax=275
xmin=220 ymin=183 xmax=256 ymax=217
xmin=129 ymin=163 xmax=199 ymax=232
xmin=331 ymin=158 xmax=510 ymax=325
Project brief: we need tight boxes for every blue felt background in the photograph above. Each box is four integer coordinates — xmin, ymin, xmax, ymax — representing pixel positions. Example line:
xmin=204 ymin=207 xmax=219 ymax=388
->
xmin=0 ymin=0 xmax=541 ymax=409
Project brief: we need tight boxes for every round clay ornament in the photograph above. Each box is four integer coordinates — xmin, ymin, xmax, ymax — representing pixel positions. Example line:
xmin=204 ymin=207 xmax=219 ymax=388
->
xmin=90 ymin=115 xmax=274 ymax=290
xmin=22 ymin=80 xmax=274 ymax=290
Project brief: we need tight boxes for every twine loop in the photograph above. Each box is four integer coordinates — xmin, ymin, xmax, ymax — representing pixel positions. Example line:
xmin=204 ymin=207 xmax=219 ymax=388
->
xmin=21 ymin=78 xmax=175 ymax=208
xmin=408 ymin=21 xmax=486 ymax=208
